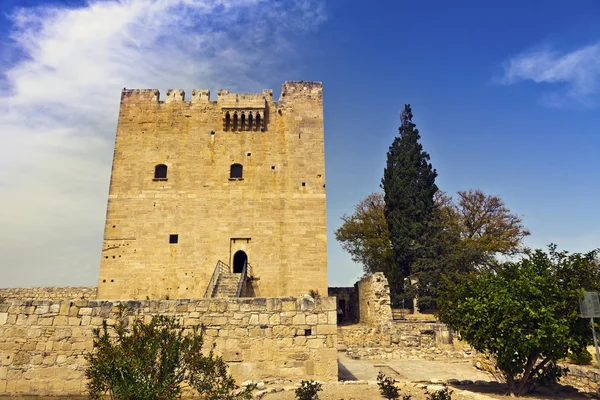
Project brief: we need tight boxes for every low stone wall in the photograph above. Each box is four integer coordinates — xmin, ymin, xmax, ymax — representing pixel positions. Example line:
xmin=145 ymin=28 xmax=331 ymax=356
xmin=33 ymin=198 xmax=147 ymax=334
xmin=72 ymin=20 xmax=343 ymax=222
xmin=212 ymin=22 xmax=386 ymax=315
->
xmin=473 ymin=352 xmax=600 ymax=394
xmin=338 ymin=322 xmax=464 ymax=361
xmin=561 ymin=365 xmax=600 ymax=394
xmin=0 ymin=296 xmax=337 ymax=396
xmin=357 ymin=273 xmax=392 ymax=326
xmin=0 ymin=287 xmax=97 ymax=301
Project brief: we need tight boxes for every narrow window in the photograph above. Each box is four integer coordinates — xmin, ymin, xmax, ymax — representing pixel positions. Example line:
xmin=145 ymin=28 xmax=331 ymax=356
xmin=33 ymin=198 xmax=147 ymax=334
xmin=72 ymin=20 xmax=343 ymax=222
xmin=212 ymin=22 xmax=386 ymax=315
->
xmin=255 ymin=114 xmax=261 ymax=131
xmin=248 ymin=113 xmax=253 ymax=131
xmin=154 ymin=164 xmax=167 ymax=180
xmin=233 ymin=113 xmax=238 ymax=131
xmin=230 ymin=163 xmax=243 ymax=179
xmin=225 ymin=112 xmax=231 ymax=131
xmin=169 ymin=234 xmax=178 ymax=244
xmin=241 ymin=113 xmax=246 ymax=131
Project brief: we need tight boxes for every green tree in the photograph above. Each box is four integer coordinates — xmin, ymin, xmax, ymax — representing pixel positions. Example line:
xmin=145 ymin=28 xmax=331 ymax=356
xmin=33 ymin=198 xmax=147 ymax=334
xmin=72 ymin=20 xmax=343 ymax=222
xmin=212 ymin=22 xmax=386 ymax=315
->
xmin=86 ymin=314 xmax=254 ymax=400
xmin=335 ymin=192 xmax=393 ymax=275
xmin=382 ymin=104 xmax=438 ymax=299
xmin=437 ymin=245 xmax=600 ymax=396
xmin=439 ymin=189 xmax=530 ymax=266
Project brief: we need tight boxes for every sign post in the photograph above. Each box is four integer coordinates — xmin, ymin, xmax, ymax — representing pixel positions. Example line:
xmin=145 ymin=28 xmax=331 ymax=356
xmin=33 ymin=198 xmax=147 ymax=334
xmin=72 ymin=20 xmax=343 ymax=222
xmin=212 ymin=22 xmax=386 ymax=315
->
xmin=579 ymin=291 xmax=600 ymax=369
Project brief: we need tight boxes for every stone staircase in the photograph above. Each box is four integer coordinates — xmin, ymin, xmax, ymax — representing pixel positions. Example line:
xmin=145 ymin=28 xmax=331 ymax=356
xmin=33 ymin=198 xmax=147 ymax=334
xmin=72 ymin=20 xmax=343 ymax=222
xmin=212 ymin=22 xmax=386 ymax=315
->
xmin=213 ymin=272 xmax=242 ymax=298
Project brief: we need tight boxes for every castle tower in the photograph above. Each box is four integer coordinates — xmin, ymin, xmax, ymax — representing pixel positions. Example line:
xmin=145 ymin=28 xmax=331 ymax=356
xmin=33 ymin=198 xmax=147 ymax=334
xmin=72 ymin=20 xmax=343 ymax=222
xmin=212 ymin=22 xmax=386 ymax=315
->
xmin=97 ymin=82 xmax=327 ymax=299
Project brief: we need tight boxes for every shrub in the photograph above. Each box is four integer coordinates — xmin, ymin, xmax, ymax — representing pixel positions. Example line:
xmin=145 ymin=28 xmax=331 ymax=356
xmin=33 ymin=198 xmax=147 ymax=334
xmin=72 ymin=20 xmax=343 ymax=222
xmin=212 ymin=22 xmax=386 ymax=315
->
xmin=295 ymin=380 xmax=322 ymax=400
xmin=425 ymin=386 xmax=453 ymax=400
xmin=377 ymin=372 xmax=400 ymax=399
xmin=567 ymin=348 xmax=593 ymax=365
xmin=85 ymin=314 xmax=254 ymax=400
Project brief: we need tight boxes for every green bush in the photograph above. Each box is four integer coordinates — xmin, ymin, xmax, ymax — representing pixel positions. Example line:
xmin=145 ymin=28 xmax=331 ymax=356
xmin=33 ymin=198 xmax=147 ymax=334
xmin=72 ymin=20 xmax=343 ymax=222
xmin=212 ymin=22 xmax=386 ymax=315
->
xmin=567 ymin=348 xmax=593 ymax=365
xmin=295 ymin=380 xmax=322 ymax=400
xmin=377 ymin=372 xmax=399 ymax=399
xmin=425 ymin=386 xmax=453 ymax=400
xmin=438 ymin=246 xmax=600 ymax=396
xmin=85 ymin=314 xmax=254 ymax=400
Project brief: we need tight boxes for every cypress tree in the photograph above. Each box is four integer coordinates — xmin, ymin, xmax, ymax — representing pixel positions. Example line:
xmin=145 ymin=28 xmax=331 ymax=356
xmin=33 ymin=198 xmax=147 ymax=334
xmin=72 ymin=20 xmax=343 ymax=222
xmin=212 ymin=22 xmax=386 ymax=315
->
xmin=381 ymin=104 xmax=438 ymax=303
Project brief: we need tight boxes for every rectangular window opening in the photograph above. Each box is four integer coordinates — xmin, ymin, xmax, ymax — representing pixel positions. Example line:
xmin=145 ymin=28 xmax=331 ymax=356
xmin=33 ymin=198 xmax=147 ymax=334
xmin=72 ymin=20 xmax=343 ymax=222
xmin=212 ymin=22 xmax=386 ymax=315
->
xmin=169 ymin=234 xmax=179 ymax=244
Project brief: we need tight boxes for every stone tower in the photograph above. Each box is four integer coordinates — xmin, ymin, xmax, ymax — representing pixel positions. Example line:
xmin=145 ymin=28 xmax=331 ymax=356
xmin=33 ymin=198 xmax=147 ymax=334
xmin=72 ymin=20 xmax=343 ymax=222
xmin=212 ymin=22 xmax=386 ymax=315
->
xmin=97 ymin=82 xmax=327 ymax=300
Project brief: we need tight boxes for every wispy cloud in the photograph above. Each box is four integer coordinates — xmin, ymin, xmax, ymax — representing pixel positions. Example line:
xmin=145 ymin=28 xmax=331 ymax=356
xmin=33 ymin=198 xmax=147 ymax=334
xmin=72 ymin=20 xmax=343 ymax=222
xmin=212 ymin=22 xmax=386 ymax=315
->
xmin=0 ymin=0 xmax=326 ymax=287
xmin=499 ymin=42 xmax=600 ymax=107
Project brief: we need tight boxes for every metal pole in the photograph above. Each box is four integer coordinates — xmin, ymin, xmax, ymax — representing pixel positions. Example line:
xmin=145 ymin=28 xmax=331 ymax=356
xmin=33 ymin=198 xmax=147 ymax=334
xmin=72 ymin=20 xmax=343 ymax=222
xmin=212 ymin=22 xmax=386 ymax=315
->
xmin=592 ymin=317 xmax=600 ymax=370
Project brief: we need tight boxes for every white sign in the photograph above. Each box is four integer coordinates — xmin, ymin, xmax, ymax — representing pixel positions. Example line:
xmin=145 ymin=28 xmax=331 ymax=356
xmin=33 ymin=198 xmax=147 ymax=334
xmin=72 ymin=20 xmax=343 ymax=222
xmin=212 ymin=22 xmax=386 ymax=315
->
xmin=580 ymin=292 xmax=600 ymax=318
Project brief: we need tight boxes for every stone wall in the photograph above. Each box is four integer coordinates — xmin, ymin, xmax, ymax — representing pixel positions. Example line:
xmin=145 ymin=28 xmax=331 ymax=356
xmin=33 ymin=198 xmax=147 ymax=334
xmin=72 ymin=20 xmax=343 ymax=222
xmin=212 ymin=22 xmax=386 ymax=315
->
xmin=99 ymin=82 xmax=327 ymax=300
xmin=473 ymin=352 xmax=600 ymax=394
xmin=0 ymin=287 xmax=97 ymax=301
xmin=561 ymin=365 xmax=600 ymax=394
xmin=338 ymin=322 xmax=461 ymax=361
xmin=356 ymin=273 xmax=392 ymax=326
xmin=0 ymin=296 xmax=337 ymax=396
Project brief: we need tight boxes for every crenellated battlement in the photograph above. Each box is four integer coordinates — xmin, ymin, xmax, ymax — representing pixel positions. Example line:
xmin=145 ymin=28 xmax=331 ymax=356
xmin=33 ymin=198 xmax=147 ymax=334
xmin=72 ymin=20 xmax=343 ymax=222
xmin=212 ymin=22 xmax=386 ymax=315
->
xmin=119 ymin=82 xmax=321 ymax=106
xmin=280 ymin=81 xmax=322 ymax=101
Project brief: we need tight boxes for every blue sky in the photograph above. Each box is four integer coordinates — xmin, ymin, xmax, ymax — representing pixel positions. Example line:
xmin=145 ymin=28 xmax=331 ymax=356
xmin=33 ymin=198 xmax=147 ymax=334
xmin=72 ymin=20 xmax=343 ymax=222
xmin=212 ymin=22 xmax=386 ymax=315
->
xmin=1 ymin=0 xmax=600 ymax=288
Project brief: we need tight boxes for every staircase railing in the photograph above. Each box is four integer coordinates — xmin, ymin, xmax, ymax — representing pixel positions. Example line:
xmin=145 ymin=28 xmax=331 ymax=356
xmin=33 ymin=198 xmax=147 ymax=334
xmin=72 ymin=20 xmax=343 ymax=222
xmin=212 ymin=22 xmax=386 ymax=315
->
xmin=235 ymin=261 xmax=249 ymax=297
xmin=204 ymin=260 xmax=229 ymax=298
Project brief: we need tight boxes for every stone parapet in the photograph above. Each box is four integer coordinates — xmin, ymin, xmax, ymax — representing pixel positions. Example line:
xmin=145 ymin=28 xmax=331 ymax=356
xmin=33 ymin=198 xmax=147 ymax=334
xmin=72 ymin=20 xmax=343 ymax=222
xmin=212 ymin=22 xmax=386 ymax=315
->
xmin=0 ymin=296 xmax=337 ymax=396
xmin=0 ymin=287 xmax=97 ymax=301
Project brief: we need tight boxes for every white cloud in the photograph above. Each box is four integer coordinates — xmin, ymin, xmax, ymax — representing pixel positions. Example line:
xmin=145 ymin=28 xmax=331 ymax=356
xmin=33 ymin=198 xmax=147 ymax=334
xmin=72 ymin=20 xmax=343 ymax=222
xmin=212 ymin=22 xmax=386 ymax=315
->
xmin=500 ymin=42 xmax=600 ymax=107
xmin=0 ymin=0 xmax=326 ymax=287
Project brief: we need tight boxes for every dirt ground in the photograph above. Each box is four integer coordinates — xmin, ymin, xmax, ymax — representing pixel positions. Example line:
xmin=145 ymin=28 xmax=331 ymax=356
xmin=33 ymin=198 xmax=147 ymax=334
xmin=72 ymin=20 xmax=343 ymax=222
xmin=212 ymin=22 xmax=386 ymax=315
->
xmin=260 ymin=380 xmax=594 ymax=400
xmin=258 ymin=351 xmax=598 ymax=400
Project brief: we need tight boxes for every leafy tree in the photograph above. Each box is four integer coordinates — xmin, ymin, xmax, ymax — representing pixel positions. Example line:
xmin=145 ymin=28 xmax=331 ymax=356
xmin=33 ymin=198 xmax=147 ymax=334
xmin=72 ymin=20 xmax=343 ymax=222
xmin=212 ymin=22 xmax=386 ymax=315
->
xmin=382 ymin=104 xmax=438 ymax=298
xmin=335 ymin=192 xmax=393 ymax=275
xmin=86 ymin=314 xmax=254 ymax=400
xmin=438 ymin=189 xmax=530 ymax=266
xmin=437 ymin=245 xmax=600 ymax=396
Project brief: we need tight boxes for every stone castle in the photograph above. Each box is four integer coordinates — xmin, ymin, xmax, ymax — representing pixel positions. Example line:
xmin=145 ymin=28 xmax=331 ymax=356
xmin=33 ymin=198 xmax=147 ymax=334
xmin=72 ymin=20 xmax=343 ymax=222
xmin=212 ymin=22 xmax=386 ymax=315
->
xmin=98 ymin=81 xmax=328 ymax=300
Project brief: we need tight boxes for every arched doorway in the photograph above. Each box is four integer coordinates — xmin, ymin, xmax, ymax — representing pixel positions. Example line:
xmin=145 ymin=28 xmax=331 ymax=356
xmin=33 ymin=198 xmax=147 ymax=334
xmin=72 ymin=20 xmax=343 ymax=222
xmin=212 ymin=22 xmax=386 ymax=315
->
xmin=233 ymin=250 xmax=248 ymax=273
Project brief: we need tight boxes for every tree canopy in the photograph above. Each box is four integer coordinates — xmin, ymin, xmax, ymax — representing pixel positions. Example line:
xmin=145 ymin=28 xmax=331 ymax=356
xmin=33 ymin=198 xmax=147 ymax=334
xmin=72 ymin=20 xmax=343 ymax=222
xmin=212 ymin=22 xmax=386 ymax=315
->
xmin=437 ymin=245 xmax=600 ymax=396
xmin=334 ymin=192 xmax=393 ymax=275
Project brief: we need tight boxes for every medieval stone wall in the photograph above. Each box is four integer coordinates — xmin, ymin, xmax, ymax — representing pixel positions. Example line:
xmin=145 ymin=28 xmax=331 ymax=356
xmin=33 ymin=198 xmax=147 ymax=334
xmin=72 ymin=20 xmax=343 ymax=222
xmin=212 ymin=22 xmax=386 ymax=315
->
xmin=357 ymin=273 xmax=393 ymax=326
xmin=0 ymin=296 xmax=337 ymax=396
xmin=0 ymin=287 xmax=97 ymax=301
xmin=338 ymin=322 xmax=460 ymax=361
xmin=98 ymin=81 xmax=327 ymax=300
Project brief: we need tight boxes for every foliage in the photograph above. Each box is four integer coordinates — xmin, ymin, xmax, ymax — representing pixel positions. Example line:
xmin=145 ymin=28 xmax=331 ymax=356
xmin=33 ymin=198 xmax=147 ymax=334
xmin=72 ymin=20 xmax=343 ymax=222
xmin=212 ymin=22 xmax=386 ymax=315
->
xmin=412 ymin=189 xmax=530 ymax=309
xmin=381 ymin=104 xmax=438 ymax=297
xmin=377 ymin=372 xmax=399 ymax=399
xmin=295 ymin=380 xmax=322 ymax=400
xmin=335 ymin=192 xmax=394 ymax=275
xmin=437 ymin=245 xmax=600 ymax=396
xmin=425 ymin=386 xmax=453 ymax=400
xmin=567 ymin=348 xmax=593 ymax=365
xmin=437 ymin=189 xmax=530 ymax=266
xmin=85 ymin=314 xmax=254 ymax=400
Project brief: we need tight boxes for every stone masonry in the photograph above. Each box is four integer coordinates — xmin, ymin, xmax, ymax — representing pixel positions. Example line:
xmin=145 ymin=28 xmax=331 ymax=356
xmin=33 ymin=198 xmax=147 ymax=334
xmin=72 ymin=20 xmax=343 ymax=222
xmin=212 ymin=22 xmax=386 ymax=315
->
xmin=98 ymin=82 xmax=327 ymax=300
xmin=357 ymin=273 xmax=393 ymax=327
xmin=0 ymin=296 xmax=338 ymax=395
xmin=0 ymin=287 xmax=97 ymax=301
